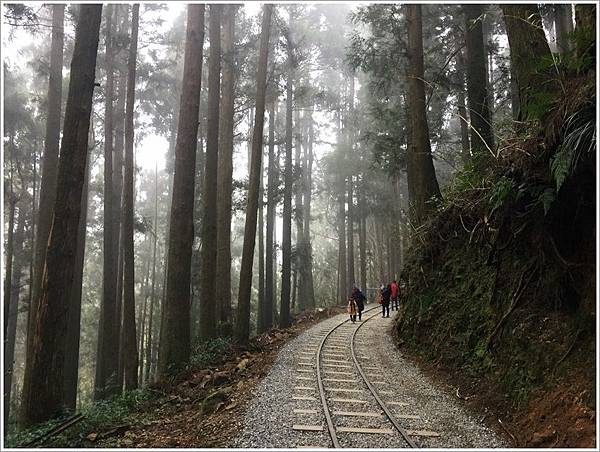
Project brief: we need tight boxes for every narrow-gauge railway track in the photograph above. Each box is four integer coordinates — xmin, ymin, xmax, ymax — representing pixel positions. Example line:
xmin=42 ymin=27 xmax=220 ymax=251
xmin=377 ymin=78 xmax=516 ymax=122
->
xmin=293 ymin=304 xmax=429 ymax=448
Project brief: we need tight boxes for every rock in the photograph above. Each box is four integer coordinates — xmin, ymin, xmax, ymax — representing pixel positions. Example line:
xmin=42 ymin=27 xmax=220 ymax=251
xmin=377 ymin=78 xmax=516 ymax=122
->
xmin=86 ymin=433 xmax=98 ymax=442
xmin=212 ymin=370 xmax=230 ymax=385
xmin=237 ymin=358 xmax=250 ymax=371
xmin=201 ymin=387 xmax=233 ymax=415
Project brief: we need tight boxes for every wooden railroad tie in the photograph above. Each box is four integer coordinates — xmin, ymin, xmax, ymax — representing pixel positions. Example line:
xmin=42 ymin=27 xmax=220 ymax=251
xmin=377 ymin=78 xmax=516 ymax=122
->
xmin=294 ymin=386 xmax=315 ymax=391
xmin=333 ymin=411 xmax=382 ymax=418
xmin=407 ymin=430 xmax=441 ymax=437
xmin=337 ymin=426 xmax=394 ymax=435
xmin=292 ymin=395 xmax=317 ymax=401
xmin=293 ymin=409 xmax=319 ymax=415
xmin=326 ymin=388 xmax=360 ymax=393
xmin=330 ymin=397 xmax=368 ymax=404
xmin=292 ymin=424 xmax=324 ymax=432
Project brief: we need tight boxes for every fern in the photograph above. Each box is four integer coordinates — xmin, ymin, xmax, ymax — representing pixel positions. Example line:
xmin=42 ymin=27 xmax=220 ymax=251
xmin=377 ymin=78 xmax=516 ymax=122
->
xmin=550 ymin=105 xmax=596 ymax=191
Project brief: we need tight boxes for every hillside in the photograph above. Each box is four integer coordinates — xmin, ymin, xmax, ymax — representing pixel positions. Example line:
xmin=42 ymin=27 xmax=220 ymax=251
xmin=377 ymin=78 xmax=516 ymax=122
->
xmin=395 ymin=73 xmax=596 ymax=448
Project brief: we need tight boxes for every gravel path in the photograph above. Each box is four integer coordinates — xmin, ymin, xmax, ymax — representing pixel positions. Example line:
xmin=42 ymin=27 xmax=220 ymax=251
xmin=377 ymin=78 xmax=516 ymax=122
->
xmin=231 ymin=305 xmax=506 ymax=448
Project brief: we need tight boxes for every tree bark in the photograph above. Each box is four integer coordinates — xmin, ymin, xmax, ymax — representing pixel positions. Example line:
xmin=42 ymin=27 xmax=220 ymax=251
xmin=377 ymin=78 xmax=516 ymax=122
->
xmin=158 ymin=4 xmax=205 ymax=377
xmin=555 ymin=4 xmax=573 ymax=54
xmin=574 ymin=4 xmax=596 ymax=69
xmin=456 ymin=49 xmax=471 ymax=163
xmin=501 ymin=4 xmax=555 ymax=120
xmin=464 ymin=4 xmax=494 ymax=153
xmin=63 ymin=154 xmax=90 ymax=411
xmin=358 ymin=175 xmax=367 ymax=292
xmin=145 ymin=164 xmax=159 ymax=383
xmin=263 ymin=101 xmax=276 ymax=332
xmin=405 ymin=4 xmax=441 ymax=225
xmin=236 ymin=4 xmax=273 ymax=343
xmin=303 ymin=106 xmax=315 ymax=308
xmin=293 ymin=107 xmax=305 ymax=310
xmin=4 ymin=202 xmax=25 ymax=430
xmin=280 ymin=24 xmax=294 ymax=328
xmin=95 ymin=3 xmax=119 ymax=400
xmin=121 ymin=3 xmax=139 ymax=391
xmin=216 ymin=5 xmax=235 ymax=331
xmin=198 ymin=4 xmax=221 ymax=341
xmin=113 ymin=4 xmax=128 ymax=394
xmin=26 ymin=4 xmax=65 ymax=403
xmin=19 ymin=4 xmax=102 ymax=427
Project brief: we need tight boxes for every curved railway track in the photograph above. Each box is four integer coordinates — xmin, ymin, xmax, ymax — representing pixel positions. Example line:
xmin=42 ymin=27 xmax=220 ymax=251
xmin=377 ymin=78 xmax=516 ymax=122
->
xmin=293 ymin=304 xmax=427 ymax=448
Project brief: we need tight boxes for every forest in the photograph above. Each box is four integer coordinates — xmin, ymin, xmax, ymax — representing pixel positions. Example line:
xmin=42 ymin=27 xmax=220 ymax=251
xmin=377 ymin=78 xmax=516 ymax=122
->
xmin=2 ymin=1 xmax=597 ymax=448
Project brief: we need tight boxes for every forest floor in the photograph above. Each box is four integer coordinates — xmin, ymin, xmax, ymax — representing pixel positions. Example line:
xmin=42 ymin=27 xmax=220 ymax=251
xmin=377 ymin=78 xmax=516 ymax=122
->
xmin=87 ymin=306 xmax=345 ymax=448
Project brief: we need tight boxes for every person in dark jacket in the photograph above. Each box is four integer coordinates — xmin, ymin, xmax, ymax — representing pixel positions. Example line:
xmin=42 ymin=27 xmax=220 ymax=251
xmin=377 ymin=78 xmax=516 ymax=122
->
xmin=351 ymin=285 xmax=366 ymax=321
xmin=381 ymin=284 xmax=391 ymax=318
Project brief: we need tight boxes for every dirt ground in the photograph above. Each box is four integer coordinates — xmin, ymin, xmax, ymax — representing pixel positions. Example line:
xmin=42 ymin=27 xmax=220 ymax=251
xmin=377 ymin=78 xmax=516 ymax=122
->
xmin=392 ymin=327 xmax=596 ymax=448
xmin=87 ymin=307 xmax=344 ymax=448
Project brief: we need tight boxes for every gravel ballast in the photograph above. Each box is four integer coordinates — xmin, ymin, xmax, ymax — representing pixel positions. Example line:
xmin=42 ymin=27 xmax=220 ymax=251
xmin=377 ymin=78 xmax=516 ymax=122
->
xmin=231 ymin=305 xmax=506 ymax=448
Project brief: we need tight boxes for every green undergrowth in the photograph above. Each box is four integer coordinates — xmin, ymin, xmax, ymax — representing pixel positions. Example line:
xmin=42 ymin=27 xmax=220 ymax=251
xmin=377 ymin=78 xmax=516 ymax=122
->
xmin=397 ymin=74 xmax=596 ymax=410
xmin=5 ymin=337 xmax=233 ymax=448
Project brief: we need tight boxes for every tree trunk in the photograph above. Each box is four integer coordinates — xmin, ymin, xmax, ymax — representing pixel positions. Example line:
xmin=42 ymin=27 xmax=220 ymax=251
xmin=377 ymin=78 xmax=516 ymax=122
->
xmin=236 ymin=4 xmax=273 ymax=343
xmin=554 ymin=4 xmax=573 ymax=54
xmin=358 ymin=175 xmax=367 ymax=292
xmin=19 ymin=4 xmax=102 ymax=427
xmin=346 ymin=75 xmax=355 ymax=291
xmin=145 ymin=164 xmax=159 ymax=383
xmin=4 ymin=202 xmax=25 ymax=431
xmin=158 ymin=4 xmax=205 ymax=378
xmin=216 ymin=5 xmax=235 ymax=332
xmin=263 ymin=101 xmax=276 ymax=333
xmin=293 ymin=107 xmax=305 ymax=311
xmin=63 ymin=155 xmax=90 ymax=411
xmin=113 ymin=4 xmax=128 ymax=394
xmin=464 ymin=4 xmax=494 ymax=154
xmin=303 ymin=107 xmax=315 ymax=308
xmin=501 ymin=4 xmax=555 ymax=120
xmin=574 ymin=5 xmax=596 ymax=70
xmin=257 ymin=155 xmax=265 ymax=330
xmin=198 ymin=4 xmax=221 ymax=341
xmin=280 ymin=27 xmax=294 ymax=328
xmin=456 ymin=49 xmax=471 ymax=163
xmin=405 ymin=4 xmax=441 ymax=225
xmin=25 ymin=4 xmax=65 ymax=403
xmin=95 ymin=3 xmax=119 ymax=400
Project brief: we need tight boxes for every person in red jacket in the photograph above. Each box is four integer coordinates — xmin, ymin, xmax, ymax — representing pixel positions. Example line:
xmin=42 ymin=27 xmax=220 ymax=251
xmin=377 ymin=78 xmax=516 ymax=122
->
xmin=390 ymin=279 xmax=399 ymax=310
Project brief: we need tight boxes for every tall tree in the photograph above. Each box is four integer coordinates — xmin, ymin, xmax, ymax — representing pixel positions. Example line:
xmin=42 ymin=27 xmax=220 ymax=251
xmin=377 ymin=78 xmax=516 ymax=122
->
xmin=263 ymin=101 xmax=276 ymax=332
xmin=122 ymin=3 xmax=140 ymax=390
xmin=236 ymin=4 xmax=274 ymax=343
xmin=216 ymin=5 xmax=236 ymax=331
xmin=405 ymin=4 xmax=441 ymax=224
xmin=63 ymin=155 xmax=90 ymax=410
xmin=464 ymin=4 xmax=494 ymax=153
xmin=280 ymin=15 xmax=295 ymax=328
xmin=198 ymin=4 xmax=222 ymax=340
xmin=95 ymin=3 xmax=119 ymax=400
xmin=145 ymin=164 xmax=159 ymax=383
xmin=25 ymin=4 xmax=65 ymax=400
xmin=158 ymin=4 xmax=205 ymax=377
xmin=302 ymin=106 xmax=315 ymax=308
xmin=455 ymin=49 xmax=471 ymax=163
xmin=19 ymin=4 xmax=102 ymax=427
xmin=336 ymin=97 xmax=347 ymax=305
xmin=554 ymin=4 xmax=573 ymax=54
xmin=3 ymin=188 xmax=21 ymax=429
xmin=346 ymin=74 xmax=355 ymax=290
xmin=501 ymin=4 xmax=555 ymax=120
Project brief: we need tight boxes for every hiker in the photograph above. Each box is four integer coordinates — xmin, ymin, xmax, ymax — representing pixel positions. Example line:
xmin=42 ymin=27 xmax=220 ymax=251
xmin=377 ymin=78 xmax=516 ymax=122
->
xmin=380 ymin=283 xmax=391 ymax=318
xmin=351 ymin=285 xmax=366 ymax=321
xmin=390 ymin=279 xmax=399 ymax=311
xmin=347 ymin=297 xmax=358 ymax=323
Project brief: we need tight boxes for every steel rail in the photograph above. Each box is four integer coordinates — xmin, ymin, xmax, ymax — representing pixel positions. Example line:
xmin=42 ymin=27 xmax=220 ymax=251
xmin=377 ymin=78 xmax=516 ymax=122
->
xmin=315 ymin=304 xmax=379 ymax=448
xmin=351 ymin=310 xmax=418 ymax=448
